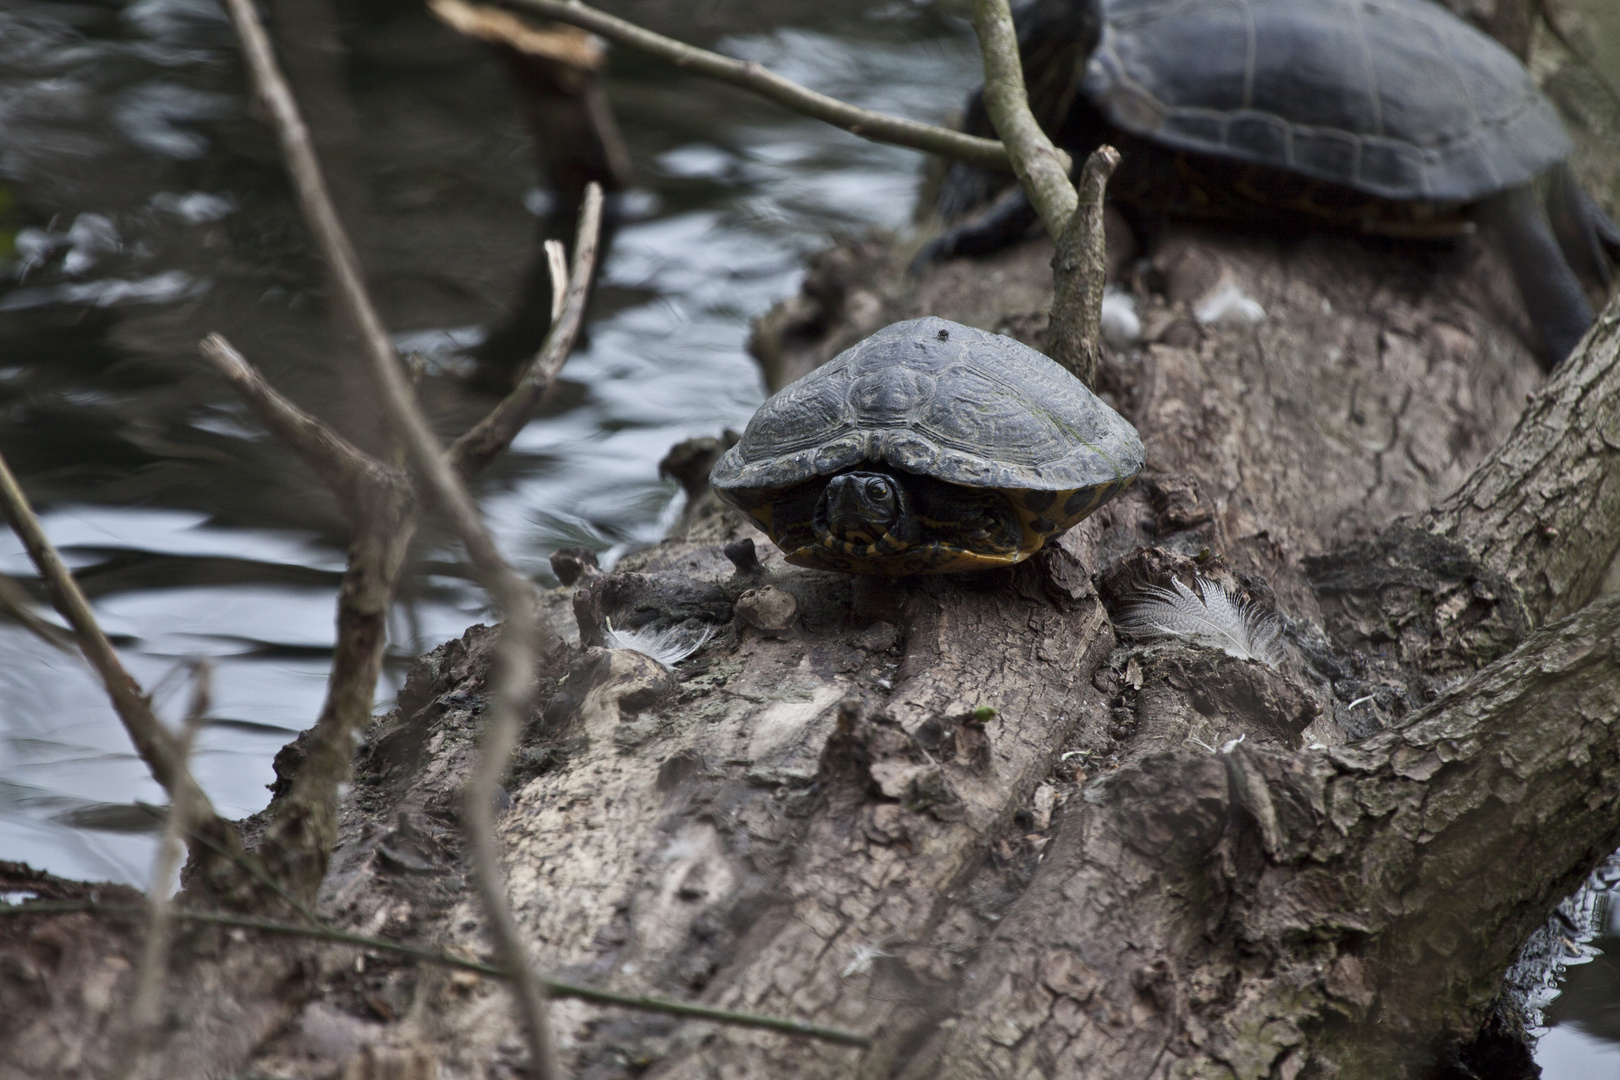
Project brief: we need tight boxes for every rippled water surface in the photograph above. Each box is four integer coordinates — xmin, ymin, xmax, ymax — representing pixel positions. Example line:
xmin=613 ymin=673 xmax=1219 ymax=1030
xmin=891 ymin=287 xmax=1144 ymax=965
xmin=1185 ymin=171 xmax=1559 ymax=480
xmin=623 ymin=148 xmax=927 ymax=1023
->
xmin=0 ymin=0 xmax=1616 ymax=1071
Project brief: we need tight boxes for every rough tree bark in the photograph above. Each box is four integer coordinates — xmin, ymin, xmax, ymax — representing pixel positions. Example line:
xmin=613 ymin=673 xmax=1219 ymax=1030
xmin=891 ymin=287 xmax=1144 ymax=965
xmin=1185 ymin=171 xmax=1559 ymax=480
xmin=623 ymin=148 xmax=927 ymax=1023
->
xmin=3 ymin=8 xmax=1620 ymax=1080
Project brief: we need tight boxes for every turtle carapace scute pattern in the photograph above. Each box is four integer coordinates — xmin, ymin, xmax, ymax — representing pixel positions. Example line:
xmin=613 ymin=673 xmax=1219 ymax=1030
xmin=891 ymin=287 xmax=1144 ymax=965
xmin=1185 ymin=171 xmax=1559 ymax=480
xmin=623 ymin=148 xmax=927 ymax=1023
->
xmin=927 ymin=0 xmax=1620 ymax=368
xmin=709 ymin=317 xmax=1145 ymax=576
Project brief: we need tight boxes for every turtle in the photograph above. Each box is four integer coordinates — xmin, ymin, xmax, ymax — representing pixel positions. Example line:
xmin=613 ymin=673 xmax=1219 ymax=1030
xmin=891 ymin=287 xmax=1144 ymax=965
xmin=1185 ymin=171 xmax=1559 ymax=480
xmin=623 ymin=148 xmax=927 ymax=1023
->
xmin=709 ymin=316 xmax=1145 ymax=576
xmin=920 ymin=0 xmax=1620 ymax=368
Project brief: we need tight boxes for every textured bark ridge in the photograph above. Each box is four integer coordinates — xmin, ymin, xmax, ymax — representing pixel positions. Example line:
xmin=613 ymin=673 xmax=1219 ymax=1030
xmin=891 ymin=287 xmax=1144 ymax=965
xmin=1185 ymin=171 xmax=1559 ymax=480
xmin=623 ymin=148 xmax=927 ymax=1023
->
xmin=901 ymin=594 xmax=1620 ymax=1080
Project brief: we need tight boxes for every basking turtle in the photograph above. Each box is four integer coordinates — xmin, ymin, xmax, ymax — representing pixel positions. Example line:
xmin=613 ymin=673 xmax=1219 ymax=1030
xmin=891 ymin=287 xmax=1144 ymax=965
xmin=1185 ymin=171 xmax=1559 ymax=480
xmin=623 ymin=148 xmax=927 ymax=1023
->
xmin=923 ymin=0 xmax=1620 ymax=367
xmin=709 ymin=317 xmax=1144 ymax=576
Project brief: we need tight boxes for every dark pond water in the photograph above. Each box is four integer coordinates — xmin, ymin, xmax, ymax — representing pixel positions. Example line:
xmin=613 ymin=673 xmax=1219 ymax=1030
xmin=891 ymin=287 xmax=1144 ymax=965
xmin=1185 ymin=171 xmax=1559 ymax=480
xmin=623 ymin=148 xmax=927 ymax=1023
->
xmin=0 ymin=0 xmax=1613 ymax=1071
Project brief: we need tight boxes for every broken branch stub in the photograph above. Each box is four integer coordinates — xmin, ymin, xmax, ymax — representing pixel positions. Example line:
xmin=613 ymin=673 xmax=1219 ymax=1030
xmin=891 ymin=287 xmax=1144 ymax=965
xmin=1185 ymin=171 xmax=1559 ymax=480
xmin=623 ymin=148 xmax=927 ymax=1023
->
xmin=1049 ymin=146 xmax=1120 ymax=386
xmin=970 ymin=0 xmax=1116 ymax=385
xmin=450 ymin=183 xmax=605 ymax=479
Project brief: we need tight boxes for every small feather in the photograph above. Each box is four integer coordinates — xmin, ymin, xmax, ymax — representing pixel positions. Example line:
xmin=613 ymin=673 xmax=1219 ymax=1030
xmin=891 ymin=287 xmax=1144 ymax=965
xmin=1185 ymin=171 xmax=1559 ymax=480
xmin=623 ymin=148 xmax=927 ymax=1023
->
xmin=1114 ymin=576 xmax=1284 ymax=668
xmin=603 ymin=619 xmax=713 ymax=668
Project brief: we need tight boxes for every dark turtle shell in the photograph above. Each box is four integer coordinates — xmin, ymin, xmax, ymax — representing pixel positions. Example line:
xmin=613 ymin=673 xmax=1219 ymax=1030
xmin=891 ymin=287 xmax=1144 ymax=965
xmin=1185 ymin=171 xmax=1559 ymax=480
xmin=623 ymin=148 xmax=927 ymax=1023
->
xmin=710 ymin=317 xmax=1144 ymax=575
xmin=1084 ymin=0 xmax=1570 ymax=203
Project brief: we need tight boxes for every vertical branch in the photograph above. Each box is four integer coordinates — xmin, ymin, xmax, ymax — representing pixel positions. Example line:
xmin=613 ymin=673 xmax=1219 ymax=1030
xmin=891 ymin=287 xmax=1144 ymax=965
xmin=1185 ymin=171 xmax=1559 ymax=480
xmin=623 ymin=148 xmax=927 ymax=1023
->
xmin=970 ymin=0 xmax=1116 ymax=385
xmin=450 ymin=187 xmax=604 ymax=477
xmin=222 ymin=2 xmax=566 ymax=1073
xmin=1048 ymin=147 xmax=1120 ymax=387
xmin=544 ymin=239 xmax=569 ymax=324
xmin=969 ymin=0 xmax=1076 ymax=236
xmin=116 ymin=662 xmax=211 ymax=1080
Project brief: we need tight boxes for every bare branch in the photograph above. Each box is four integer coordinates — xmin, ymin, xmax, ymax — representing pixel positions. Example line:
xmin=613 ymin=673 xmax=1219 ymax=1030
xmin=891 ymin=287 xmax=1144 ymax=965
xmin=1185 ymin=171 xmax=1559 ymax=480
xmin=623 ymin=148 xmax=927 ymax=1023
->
xmin=200 ymin=334 xmax=405 ymax=514
xmin=1 ymin=900 xmax=873 ymax=1047
xmin=544 ymin=239 xmax=568 ymax=324
xmin=969 ymin=0 xmax=1078 ymax=236
xmin=429 ymin=0 xmax=606 ymax=69
xmin=503 ymin=0 xmax=1028 ymax=173
xmin=1047 ymin=146 xmax=1119 ymax=386
xmin=969 ymin=0 xmax=1117 ymax=384
xmin=0 ymin=450 xmax=211 ymax=811
xmin=223 ymin=0 xmax=566 ymax=1070
xmin=450 ymin=185 xmax=604 ymax=478
xmin=0 ymin=569 xmax=76 ymax=651
xmin=117 ymin=662 xmax=210 ymax=1080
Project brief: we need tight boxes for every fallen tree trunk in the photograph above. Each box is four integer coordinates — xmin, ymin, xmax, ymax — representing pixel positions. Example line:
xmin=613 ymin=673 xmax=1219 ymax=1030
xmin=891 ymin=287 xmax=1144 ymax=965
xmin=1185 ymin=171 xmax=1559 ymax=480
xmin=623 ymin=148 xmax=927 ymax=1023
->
xmin=4 ymin=222 xmax=1616 ymax=1080
xmin=6 ymin=36 xmax=1620 ymax=1080
xmin=236 ymin=217 xmax=1614 ymax=1079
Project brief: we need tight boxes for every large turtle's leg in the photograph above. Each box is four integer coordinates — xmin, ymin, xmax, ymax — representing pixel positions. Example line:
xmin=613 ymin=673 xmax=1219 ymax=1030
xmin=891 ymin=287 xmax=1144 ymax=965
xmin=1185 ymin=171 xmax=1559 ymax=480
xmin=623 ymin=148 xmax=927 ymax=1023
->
xmin=1547 ymin=162 xmax=1620 ymax=289
xmin=910 ymin=186 xmax=1041 ymax=273
xmin=1479 ymin=182 xmax=1596 ymax=369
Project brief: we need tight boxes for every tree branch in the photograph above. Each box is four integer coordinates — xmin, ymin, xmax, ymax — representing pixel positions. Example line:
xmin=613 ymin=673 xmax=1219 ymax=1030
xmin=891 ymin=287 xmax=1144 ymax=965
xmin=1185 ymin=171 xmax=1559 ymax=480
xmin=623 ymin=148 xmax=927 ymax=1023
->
xmin=501 ymin=0 xmax=1028 ymax=173
xmin=0 ymin=448 xmax=247 ymax=882
xmin=1422 ymin=298 xmax=1620 ymax=626
xmin=115 ymin=664 xmax=209 ymax=1080
xmin=970 ymin=0 xmax=1117 ymax=384
xmin=449 ymin=185 xmax=604 ymax=478
xmin=1047 ymin=147 xmax=1119 ymax=387
xmin=902 ymin=592 xmax=1620 ymax=1080
xmin=0 ymin=568 xmax=76 ymax=651
xmin=200 ymin=334 xmax=406 ymax=515
xmin=0 ymin=901 xmax=872 ymax=1048
xmin=969 ymin=0 xmax=1078 ymax=236
xmin=223 ymin=0 xmax=568 ymax=1070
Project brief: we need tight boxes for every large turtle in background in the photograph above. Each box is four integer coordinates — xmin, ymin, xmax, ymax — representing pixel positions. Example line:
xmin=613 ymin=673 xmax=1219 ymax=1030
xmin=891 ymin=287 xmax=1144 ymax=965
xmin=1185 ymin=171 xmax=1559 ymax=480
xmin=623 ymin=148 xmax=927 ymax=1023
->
xmin=922 ymin=0 xmax=1620 ymax=368
xmin=710 ymin=317 xmax=1144 ymax=576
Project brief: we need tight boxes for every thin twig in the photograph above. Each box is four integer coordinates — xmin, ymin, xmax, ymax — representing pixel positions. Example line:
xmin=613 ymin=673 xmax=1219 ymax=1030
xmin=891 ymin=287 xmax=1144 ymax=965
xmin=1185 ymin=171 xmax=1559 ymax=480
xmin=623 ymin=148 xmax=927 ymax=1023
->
xmin=116 ymin=662 xmax=211 ymax=1080
xmin=0 ymin=569 xmax=76 ymax=651
xmin=429 ymin=0 xmax=606 ymax=70
xmin=0 ymin=901 xmax=873 ymax=1048
xmin=503 ymin=0 xmax=1034 ymax=173
xmin=223 ymin=0 xmax=565 ymax=1071
xmin=199 ymin=334 xmax=406 ymax=515
xmin=544 ymin=239 xmax=569 ymax=324
xmin=0 ymin=449 xmax=230 ymax=835
xmin=450 ymin=186 xmax=604 ymax=478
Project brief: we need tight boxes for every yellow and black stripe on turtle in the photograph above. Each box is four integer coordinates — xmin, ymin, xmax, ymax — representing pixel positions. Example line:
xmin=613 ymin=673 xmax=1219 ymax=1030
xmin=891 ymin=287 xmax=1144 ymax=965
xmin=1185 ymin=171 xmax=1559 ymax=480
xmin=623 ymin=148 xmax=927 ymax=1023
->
xmin=709 ymin=317 xmax=1144 ymax=577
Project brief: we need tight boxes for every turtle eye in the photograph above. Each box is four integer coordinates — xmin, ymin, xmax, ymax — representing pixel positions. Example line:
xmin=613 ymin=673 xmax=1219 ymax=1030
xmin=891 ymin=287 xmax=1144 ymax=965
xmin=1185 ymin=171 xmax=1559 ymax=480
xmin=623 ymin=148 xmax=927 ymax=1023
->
xmin=864 ymin=478 xmax=892 ymax=502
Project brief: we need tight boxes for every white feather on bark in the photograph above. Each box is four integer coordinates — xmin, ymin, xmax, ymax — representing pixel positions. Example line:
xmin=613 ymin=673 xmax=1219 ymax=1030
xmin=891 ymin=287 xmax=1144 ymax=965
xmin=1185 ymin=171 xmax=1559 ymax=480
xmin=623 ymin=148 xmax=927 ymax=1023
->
xmin=1114 ymin=576 xmax=1284 ymax=668
xmin=603 ymin=619 xmax=713 ymax=668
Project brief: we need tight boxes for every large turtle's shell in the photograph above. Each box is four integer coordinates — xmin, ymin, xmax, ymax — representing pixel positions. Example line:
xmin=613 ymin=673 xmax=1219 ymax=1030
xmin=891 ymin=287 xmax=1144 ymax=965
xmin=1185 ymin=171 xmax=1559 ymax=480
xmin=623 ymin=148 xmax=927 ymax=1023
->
xmin=710 ymin=317 xmax=1144 ymax=574
xmin=1084 ymin=0 xmax=1570 ymax=203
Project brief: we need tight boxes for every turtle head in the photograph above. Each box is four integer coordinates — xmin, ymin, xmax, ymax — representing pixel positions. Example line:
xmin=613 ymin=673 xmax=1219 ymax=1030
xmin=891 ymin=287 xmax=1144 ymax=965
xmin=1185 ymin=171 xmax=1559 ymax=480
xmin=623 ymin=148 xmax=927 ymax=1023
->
xmin=813 ymin=471 xmax=920 ymax=551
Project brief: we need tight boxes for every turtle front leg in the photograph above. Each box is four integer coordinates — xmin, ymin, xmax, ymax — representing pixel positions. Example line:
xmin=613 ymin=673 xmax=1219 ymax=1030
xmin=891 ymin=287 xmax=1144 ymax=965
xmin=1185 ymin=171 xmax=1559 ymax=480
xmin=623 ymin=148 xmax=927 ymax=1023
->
xmin=1547 ymin=161 xmax=1620 ymax=291
xmin=910 ymin=185 xmax=1041 ymax=274
xmin=1479 ymin=182 xmax=1596 ymax=370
